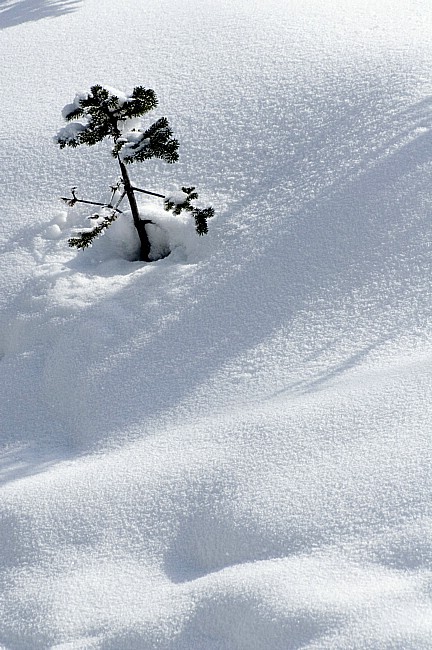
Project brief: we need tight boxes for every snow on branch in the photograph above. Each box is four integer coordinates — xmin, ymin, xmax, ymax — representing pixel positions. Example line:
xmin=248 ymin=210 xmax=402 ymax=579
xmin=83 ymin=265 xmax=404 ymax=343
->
xmin=164 ymin=186 xmax=214 ymax=235
xmin=115 ymin=118 xmax=179 ymax=164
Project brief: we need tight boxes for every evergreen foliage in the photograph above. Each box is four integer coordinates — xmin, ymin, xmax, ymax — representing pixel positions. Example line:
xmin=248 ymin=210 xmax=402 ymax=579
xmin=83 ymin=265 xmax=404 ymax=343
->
xmin=56 ymin=85 xmax=214 ymax=260
xmin=68 ymin=212 xmax=119 ymax=249
xmin=113 ymin=117 xmax=179 ymax=164
xmin=164 ymin=187 xmax=215 ymax=235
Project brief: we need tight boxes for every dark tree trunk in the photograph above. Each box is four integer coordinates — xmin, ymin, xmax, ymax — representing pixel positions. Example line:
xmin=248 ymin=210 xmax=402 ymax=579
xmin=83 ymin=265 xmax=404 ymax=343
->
xmin=118 ymin=158 xmax=152 ymax=262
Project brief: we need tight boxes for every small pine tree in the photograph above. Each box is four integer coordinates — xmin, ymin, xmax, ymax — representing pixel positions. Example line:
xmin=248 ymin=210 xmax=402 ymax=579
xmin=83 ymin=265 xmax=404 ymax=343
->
xmin=56 ymin=85 xmax=214 ymax=261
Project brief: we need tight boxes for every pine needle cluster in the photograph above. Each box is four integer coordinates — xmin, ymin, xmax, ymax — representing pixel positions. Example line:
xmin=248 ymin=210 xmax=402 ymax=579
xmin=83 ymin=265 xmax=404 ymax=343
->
xmin=57 ymin=85 xmax=179 ymax=164
xmin=68 ymin=212 xmax=118 ymax=249
xmin=164 ymin=187 xmax=214 ymax=235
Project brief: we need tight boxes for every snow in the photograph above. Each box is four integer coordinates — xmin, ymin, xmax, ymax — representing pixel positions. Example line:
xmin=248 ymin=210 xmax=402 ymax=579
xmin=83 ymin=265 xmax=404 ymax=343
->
xmin=100 ymin=85 xmax=129 ymax=107
xmin=56 ymin=120 xmax=88 ymax=144
xmin=1 ymin=0 xmax=432 ymax=648
xmin=61 ymin=92 xmax=87 ymax=120
xmin=165 ymin=190 xmax=189 ymax=207
xmin=117 ymin=130 xmax=150 ymax=161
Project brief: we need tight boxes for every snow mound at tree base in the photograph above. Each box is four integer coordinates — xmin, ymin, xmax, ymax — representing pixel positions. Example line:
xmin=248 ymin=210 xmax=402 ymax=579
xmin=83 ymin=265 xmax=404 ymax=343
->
xmin=61 ymin=202 xmax=204 ymax=265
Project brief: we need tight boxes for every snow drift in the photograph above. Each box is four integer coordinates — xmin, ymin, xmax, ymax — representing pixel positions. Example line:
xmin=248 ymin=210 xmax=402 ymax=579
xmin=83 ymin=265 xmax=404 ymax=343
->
xmin=1 ymin=0 xmax=432 ymax=648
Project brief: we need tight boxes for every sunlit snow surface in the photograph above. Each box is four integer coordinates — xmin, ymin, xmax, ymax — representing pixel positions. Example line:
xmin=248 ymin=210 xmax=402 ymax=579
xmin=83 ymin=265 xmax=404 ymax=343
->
xmin=1 ymin=0 xmax=432 ymax=648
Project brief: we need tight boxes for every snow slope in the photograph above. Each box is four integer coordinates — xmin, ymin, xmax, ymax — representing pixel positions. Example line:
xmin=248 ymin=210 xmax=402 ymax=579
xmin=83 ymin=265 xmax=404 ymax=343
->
xmin=1 ymin=0 xmax=432 ymax=647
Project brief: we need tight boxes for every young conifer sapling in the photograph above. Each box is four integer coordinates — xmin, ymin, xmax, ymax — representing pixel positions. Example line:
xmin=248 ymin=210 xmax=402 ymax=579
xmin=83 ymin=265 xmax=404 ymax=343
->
xmin=55 ymin=85 xmax=214 ymax=261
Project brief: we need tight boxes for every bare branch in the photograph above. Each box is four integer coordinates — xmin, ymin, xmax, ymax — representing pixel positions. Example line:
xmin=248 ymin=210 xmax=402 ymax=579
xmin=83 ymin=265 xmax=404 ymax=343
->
xmin=132 ymin=186 xmax=165 ymax=199
xmin=60 ymin=187 xmax=124 ymax=213
xmin=113 ymin=189 xmax=127 ymax=211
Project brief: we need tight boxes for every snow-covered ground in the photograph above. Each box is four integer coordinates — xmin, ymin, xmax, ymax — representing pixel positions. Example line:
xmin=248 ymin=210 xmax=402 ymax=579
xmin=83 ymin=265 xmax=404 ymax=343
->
xmin=1 ymin=0 xmax=432 ymax=647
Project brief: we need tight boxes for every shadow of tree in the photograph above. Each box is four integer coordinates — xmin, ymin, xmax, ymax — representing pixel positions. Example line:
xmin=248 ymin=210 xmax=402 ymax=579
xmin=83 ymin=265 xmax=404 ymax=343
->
xmin=0 ymin=0 xmax=81 ymax=29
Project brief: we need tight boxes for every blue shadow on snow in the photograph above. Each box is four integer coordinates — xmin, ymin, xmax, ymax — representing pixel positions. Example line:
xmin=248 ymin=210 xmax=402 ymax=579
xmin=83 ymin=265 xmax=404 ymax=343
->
xmin=0 ymin=0 xmax=81 ymax=29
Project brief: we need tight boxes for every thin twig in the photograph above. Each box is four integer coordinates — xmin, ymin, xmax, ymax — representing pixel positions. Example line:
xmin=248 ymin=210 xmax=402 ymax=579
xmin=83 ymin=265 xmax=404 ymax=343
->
xmin=113 ymin=190 xmax=127 ymax=211
xmin=132 ymin=186 xmax=165 ymax=199
xmin=61 ymin=188 xmax=124 ymax=213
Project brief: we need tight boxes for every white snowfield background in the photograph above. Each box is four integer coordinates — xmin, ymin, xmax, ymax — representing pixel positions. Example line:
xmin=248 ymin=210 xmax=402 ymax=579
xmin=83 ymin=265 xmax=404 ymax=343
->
xmin=1 ymin=0 xmax=432 ymax=648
